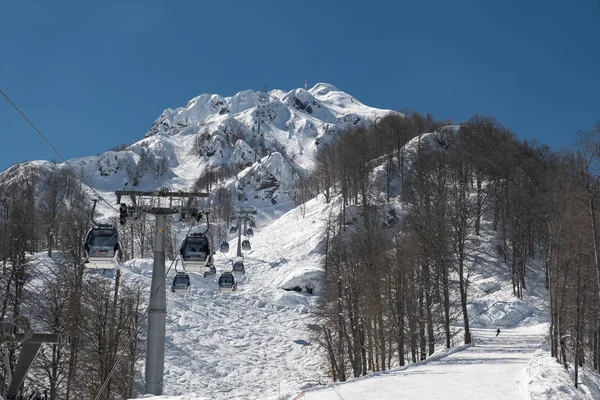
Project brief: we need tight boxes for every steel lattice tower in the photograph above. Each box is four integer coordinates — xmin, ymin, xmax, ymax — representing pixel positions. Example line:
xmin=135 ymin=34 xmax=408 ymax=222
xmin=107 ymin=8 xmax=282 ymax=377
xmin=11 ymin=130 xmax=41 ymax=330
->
xmin=252 ymin=85 xmax=268 ymax=162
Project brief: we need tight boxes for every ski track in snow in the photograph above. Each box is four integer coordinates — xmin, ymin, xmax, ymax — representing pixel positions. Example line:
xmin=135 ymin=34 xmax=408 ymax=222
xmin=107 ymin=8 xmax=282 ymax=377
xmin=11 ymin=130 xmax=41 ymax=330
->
xmin=305 ymin=326 xmax=545 ymax=400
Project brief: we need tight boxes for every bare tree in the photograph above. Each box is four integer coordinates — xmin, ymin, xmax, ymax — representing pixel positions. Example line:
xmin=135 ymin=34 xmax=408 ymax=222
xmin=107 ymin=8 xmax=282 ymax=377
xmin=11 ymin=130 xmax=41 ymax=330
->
xmin=574 ymin=124 xmax=600 ymax=303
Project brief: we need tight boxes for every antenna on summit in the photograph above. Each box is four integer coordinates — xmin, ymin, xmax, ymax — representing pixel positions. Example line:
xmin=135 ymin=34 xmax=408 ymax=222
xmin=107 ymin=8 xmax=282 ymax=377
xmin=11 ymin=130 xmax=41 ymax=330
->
xmin=304 ymin=80 xmax=308 ymax=90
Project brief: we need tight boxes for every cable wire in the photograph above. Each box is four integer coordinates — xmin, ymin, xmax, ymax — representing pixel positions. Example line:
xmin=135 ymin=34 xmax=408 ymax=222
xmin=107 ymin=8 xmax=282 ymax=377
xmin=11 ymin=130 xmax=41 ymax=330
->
xmin=0 ymin=89 xmax=72 ymax=168
xmin=0 ymin=88 xmax=122 ymax=216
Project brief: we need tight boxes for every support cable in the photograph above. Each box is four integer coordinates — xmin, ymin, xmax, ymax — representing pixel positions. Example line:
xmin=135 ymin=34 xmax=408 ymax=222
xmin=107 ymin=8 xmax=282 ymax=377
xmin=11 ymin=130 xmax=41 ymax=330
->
xmin=1 ymin=88 xmax=125 ymax=218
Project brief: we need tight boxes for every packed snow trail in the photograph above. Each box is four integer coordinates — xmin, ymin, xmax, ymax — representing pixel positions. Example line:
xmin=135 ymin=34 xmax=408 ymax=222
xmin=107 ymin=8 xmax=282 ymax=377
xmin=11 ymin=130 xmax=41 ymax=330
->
xmin=305 ymin=326 xmax=545 ymax=400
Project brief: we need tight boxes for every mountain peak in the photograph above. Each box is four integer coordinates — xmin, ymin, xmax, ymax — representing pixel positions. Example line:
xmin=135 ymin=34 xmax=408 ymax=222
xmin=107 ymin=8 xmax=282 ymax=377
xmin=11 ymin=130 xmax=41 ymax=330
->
xmin=2 ymin=83 xmax=398 ymax=206
xmin=309 ymin=82 xmax=340 ymax=95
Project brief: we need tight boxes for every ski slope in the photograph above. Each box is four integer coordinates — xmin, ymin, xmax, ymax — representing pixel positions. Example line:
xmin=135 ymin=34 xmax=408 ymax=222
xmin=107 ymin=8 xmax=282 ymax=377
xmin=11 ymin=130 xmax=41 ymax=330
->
xmin=72 ymin=181 xmax=599 ymax=400
xmin=304 ymin=326 xmax=544 ymax=399
xmin=293 ymin=220 xmax=600 ymax=400
xmin=302 ymin=328 xmax=600 ymax=400
xmin=124 ymin=257 xmax=321 ymax=399
xmin=18 ymin=190 xmax=600 ymax=400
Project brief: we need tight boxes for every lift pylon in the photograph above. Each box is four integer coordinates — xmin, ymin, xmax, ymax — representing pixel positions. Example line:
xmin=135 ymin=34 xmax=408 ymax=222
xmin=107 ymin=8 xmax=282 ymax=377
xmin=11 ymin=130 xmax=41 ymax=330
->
xmin=232 ymin=206 xmax=257 ymax=257
xmin=1 ymin=322 xmax=69 ymax=400
xmin=115 ymin=187 xmax=208 ymax=396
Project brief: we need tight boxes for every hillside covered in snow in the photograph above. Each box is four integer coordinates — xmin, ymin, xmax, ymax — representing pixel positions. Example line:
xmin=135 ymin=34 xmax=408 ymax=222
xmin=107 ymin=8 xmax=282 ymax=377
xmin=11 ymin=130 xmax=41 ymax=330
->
xmin=2 ymin=83 xmax=599 ymax=400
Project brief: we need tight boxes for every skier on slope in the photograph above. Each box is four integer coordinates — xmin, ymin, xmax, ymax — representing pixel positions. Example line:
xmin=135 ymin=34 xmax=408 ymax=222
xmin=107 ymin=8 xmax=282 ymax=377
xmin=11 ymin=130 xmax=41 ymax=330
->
xmin=496 ymin=328 xmax=501 ymax=336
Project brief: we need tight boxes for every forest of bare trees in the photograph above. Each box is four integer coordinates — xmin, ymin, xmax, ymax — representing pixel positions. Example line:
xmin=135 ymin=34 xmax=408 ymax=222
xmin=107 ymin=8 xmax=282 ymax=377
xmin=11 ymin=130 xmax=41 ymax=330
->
xmin=0 ymin=165 xmax=143 ymax=399
xmin=0 ymin=158 xmax=236 ymax=398
xmin=311 ymin=113 xmax=600 ymax=389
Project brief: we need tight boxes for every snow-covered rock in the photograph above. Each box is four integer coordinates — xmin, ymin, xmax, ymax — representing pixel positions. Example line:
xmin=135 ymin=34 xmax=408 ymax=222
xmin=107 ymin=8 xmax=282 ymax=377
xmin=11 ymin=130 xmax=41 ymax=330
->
xmin=236 ymin=152 xmax=296 ymax=202
xmin=1 ymin=83 xmax=396 ymax=208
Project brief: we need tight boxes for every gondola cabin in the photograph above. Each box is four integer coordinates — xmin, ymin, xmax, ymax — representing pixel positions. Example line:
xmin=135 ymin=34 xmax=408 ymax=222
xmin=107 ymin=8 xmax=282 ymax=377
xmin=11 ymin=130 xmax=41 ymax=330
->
xmin=172 ymin=272 xmax=190 ymax=293
xmin=180 ymin=233 xmax=211 ymax=273
xmin=84 ymin=227 xmax=121 ymax=269
xmin=220 ymin=241 xmax=229 ymax=253
xmin=249 ymin=219 xmax=256 ymax=228
xmin=245 ymin=228 xmax=254 ymax=237
xmin=229 ymin=226 xmax=237 ymax=234
xmin=203 ymin=265 xmax=216 ymax=279
xmin=178 ymin=208 xmax=201 ymax=224
xmin=218 ymin=272 xmax=236 ymax=293
xmin=241 ymin=239 xmax=251 ymax=251
xmin=232 ymin=260 xmax=245 ymax=276
xmin=178 ymin=210 xmax=192 ymax=223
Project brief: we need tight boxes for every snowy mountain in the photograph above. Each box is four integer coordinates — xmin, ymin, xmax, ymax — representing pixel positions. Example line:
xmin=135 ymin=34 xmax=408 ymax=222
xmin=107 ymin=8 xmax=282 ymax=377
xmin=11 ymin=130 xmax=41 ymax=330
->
xmin=2 ymin=84 xmax=597 ymax=400
xmin=0 ymin=82 xmax=394 ymax=398
xmin=98 ymin=83 xmax=390 ymax=201
xmin=1 ymin=83 xmax=393 ymax=207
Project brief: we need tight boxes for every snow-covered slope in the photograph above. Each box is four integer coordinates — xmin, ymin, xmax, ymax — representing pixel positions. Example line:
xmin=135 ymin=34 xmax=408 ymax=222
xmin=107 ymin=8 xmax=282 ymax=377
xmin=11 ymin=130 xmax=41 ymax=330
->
xmin=119 ymin=195 xmax=336 ymax=399
xmin=24 ymin=191 xmax=600 ymax=400
xmin=305 ymin=327 xmax=545 ymax=400
xmin=113 ymin=191 xmax=599 ymax=400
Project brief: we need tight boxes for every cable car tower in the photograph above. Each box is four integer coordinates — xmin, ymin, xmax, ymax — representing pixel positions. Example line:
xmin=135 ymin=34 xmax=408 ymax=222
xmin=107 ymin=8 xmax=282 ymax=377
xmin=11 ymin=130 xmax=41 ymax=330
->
xmin=1 ymin=323 xmax=69 ymax=399
xmin=115 ymin=187 xmax=208 ymax=396
xmin=252 ymin=85 xmax=268 ymax=163
xmin=232 ymin=206 xmax=258 ymax=258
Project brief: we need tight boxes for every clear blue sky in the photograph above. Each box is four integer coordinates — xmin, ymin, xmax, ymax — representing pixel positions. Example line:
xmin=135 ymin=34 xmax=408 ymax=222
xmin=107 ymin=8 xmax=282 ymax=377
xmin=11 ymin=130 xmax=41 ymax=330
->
xmin=1 ymin=0 xmax=599 ymax=172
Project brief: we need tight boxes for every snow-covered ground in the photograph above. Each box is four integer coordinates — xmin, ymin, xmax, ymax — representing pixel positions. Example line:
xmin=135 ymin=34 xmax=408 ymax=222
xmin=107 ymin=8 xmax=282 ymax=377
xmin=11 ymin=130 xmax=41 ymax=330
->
xmin=305 ymin=326 xmax=544 ymax=400
xmin=15 ymin=169 xmax=599 ymax=399
xmin=125 ymin=257 xmax=321 ymax=399
xmin=121 ymin=197 xmax=333 ymax=399
xmin=293 ymin=220 xmax=600 ymax=400
xmin=20 ymin=186 xmax=600 ymax=400
xmin=117 ymin=193 xmax=600 ymax=400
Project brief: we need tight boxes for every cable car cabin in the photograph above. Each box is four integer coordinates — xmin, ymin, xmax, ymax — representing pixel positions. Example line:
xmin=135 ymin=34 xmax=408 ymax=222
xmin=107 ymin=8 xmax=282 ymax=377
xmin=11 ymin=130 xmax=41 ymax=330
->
xmin=245 ymin=228 xmax=254 ymax=237
xmin=172 ymin=272 xmax=190 ymax=293
xmin=203 ymin=265 xmax=216 ymax=279
xmin=232 ymin=260 xmax=245 ymax=276
xmin=84 ymin=227 xmax=121 ymax=269
xmin=218 ymin=272 xmax=236 ymax=293
xmin=180 ymin=234 xmax=211 ymax=272
xmin=220 ymin=241 xmax=229 ymax=253
xmin=229 ymin=226 xmax=237 ymax=234
xmin=241 ymin=239 xmax=251 ymax=251
xmin=179 ymin=209 xmax=201 ymax=224
xmin=249 ymin=220 xmax=256 ymax=228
